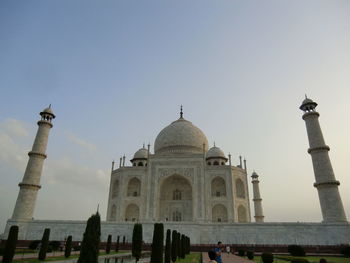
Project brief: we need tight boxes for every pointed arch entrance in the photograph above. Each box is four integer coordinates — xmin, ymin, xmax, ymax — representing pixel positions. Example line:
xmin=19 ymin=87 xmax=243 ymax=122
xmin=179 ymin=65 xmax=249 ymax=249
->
xmin=159 ymin=174 xmax=192 ymax=222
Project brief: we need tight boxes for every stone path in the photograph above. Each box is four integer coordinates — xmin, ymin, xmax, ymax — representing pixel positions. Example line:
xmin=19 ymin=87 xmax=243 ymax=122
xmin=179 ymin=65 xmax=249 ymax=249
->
xmin=202 ymin=252 xmax=255 ymax=263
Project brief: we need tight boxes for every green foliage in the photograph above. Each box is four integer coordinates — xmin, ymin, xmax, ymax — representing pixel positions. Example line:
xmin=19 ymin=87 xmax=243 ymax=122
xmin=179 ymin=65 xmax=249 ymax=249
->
xmin=291 ymin=259 xmax=309 ymax=263
xmin=176 ymin=232 xmax=181 ymax=260
xmin=150 ymin=223 xmax=164 ymax=263
xmin=122 ymin=236 xmax=126 ymax=245
xmin=132 ymin=224 xmax=143 ymax=262
xmin=288 ymin=245 xmax=306 ymax=257
xmin=238 ymin=249 xmax=245 ymax=256
xmin=106 ymin=235 xmax=112 ymax=254
xmin=247 ymin=250 xmax=254 ymax=260
xmin=2 ymin=225 xmax=19 ymax=263
xmin=164 ymin=229 xmax=171 ymax=263
xmin=77 ymin=212 xmax=101 ymax=263
xmin=115 ymin=236 xmax=120 ymax=252
xmin=64 ymin=236 xmax=72 ymax=258
xmin=341 ymin=245 xmax=350 ymax=257
xmin=180 ymin=234 xmax=185 ymax=259
xmin=49 ymin=241 xmax=61 ymax=251
xmin=261 ymin=252 xmax=274 ymax=263
xmin=38 ymin=228 xmax=50 ymax=261
xmin=28 ymin=240 xmax=41 ymax=250
xmin=171 ymin=230 xmax=177 ymax=263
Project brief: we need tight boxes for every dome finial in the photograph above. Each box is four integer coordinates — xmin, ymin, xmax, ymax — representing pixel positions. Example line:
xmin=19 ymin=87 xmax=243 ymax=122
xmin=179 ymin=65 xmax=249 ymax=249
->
xmin=180 ymin=105 xmax=183 ymax=118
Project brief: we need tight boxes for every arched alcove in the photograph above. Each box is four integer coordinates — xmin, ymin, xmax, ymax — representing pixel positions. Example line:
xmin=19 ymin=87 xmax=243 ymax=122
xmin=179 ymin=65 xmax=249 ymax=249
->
xmin=111 ymin=180 xmax=119 ymax=198
xmin=125 ymin=204 xmax=139 ymax=222
xmin=236 ymin=179 xmax=245 ymax=198
xmin=127 ymin=178 xmax=141 ymax=197
xmin=110 ymin=204 xmax=116 ymax=221
xmin=212 ymin=204 xmax=228 ymax=222
xmin=211 ymin=177 xmax=226 ymax=197
xmin=159 ymin=174 xmax=192 ymax=221
xmin=238 ymin=205 xmax=247 ymax=222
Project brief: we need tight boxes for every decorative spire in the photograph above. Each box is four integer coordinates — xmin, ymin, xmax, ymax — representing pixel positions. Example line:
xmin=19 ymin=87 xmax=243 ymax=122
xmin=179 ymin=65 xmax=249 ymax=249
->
xmin=305 ymin=94 xmax=307 ymax=99
xmin=143 ymin=143 xmax=145 ymax=148
xmin=214 ymin=141 xmax=216 ymax=147
xmin=180 ymin=105 xmax=183 ymax=118
xmin=49 ymin=104 xmax=51 ymax=108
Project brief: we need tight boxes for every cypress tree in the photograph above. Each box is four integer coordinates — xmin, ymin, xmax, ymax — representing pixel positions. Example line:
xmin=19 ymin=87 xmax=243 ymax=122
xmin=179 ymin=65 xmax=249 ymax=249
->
xmin=115 ymin=235 xmax=120 ymax=252
xmin=122 ymin=236 xmax=126 ymax=245
xmin=188 ymin=237 xmax=191 ymax=254
xmin=176 ymin=232 xmax=181 ymax=260
xmin=164 ymin=229 xmax=171 ymax=263
xmin=150 ymin=223 xmax=164 ymax=263
xmin=38 ymin=228 xmax=50 ymax=260
xmin=106 ymin=235 xmax=112 ymax=254
xmin=171 ymin=230 xmax=177 ymax=263
xmin=2 ymin=225 xmax=19 ymax=263
xmin=64 ymin=236 xmax=72 ymax=258
xmin=181 ymin=234 xmax=185 ymax=259
xmin=132 ymin=224 xmax=143 ymax=263
xmin=77 ymin=212 xmax=101 ymax=263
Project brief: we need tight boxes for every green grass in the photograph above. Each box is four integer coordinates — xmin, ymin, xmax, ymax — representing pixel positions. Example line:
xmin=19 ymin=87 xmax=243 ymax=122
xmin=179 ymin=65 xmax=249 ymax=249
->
xmin=12 ymin=251 xmax=124 ymax=263
xmin=250 ymin=255 xmax=350 ymax=263
xmin=176 ymin=253 xmax=201 ymax=263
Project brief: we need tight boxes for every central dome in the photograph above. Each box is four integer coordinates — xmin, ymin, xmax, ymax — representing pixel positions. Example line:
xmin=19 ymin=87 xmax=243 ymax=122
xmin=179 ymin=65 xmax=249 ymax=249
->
xmin=154 ymin=117 xmax=209 ymax=154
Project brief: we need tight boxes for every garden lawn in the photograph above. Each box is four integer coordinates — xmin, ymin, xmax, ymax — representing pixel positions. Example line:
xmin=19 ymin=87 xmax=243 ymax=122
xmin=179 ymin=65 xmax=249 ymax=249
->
xmin=251 ymin=255 xmax=349 ymax=263
xmin=176 ymin=253 xmax=201 ymax=263
xmin=11 ymin=251 xmax=123 ymax=263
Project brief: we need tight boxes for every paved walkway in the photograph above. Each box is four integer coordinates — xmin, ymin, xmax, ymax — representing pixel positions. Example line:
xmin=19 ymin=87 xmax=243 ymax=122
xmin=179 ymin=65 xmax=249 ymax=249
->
xmin=202 ymin=252 xmax=254 ymax=263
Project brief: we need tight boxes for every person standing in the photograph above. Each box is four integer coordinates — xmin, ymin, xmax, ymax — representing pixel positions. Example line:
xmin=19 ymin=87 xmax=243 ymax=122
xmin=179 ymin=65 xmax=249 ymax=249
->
xmin=214 ymin=241 xmax=223 ymax=263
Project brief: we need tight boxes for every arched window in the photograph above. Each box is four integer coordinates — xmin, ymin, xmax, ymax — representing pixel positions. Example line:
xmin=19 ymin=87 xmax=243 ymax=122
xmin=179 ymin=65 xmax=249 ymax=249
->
xmin=172 ymin=211 xmax=182 ymax=221
xmin=238 ymin=205 xmax=247 ymax=222
xmin=112 ymin=180 xmax=119 ymax=198
xmin=212 ymin=204 xmax=228 ymax=222
xmin=211 ymin=177 xmax=226 ymax=197
xmin=213 ymin=161 xmax=219 ymax=165
xmin=125 ymin=204 xmax=140 ymax=222
xmin=236 ymin=179 xmax=245 ymax=198
xmin=127 ymin=178 xmax=141 ymax=197
xmin=173 ymin=189 xmax=182 ymax=200
xmin=137 ymin=162 xmax=143 ymax=166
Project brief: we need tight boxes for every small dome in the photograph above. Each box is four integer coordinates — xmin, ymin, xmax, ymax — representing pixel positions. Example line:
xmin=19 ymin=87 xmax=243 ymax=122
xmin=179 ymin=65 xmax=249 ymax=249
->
xmin=40 ymin=105 xmax=55 ymax=118
xmin=133 ymin=147 xmax=148 ymax=159
xmin=299 ymin=96 xmax=318 ymax=111
xmin=301 ymin=97 xmax=314 ymax=105
xmin=251 ymin=171 xmax=259 ymax=178
xmin=206 ymin=146 xmax=227 ymax=160
xmin=154 ymin=117 xmax=208 ymax=154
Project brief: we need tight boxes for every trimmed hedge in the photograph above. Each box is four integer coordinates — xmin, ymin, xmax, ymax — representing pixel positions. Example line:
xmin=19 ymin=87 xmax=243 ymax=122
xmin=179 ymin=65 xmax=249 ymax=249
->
xmin=288 ymin=245 xmax=305 ymax=257
xmin=38 ymin=228 xmax=50 ymax=260
xmin=64 ymin=236 xmax=72 ymax=258
xmin=247 ymin=250 xmax=254 ymax=260
xmin=238 ymin=249 xmax=245 ymax=256
xmin=261 ymin=252 xmax=274 ymax=263
xmin=2 ymin=225 xmax=19 ymax=263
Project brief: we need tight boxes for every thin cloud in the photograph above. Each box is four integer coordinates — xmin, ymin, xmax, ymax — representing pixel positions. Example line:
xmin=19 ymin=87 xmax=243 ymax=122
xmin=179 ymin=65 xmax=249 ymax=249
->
xmin=65 ymin=131 xmax=97 ymax=152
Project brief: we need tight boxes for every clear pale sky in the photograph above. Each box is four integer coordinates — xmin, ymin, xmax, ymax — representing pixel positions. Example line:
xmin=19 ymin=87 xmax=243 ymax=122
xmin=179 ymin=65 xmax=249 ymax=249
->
xmin=1 ymin=1 xmax=350 ymax=233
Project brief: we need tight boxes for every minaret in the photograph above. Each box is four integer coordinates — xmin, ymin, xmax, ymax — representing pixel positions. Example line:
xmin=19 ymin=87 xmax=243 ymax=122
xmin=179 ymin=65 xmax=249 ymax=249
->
xmin=11 ymin=106 xmax=55 ymax=220
xmin=300 ymin=97 xmax=347 ymax=222
xmin=251 ymin=171 xmax=264 ymax=222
